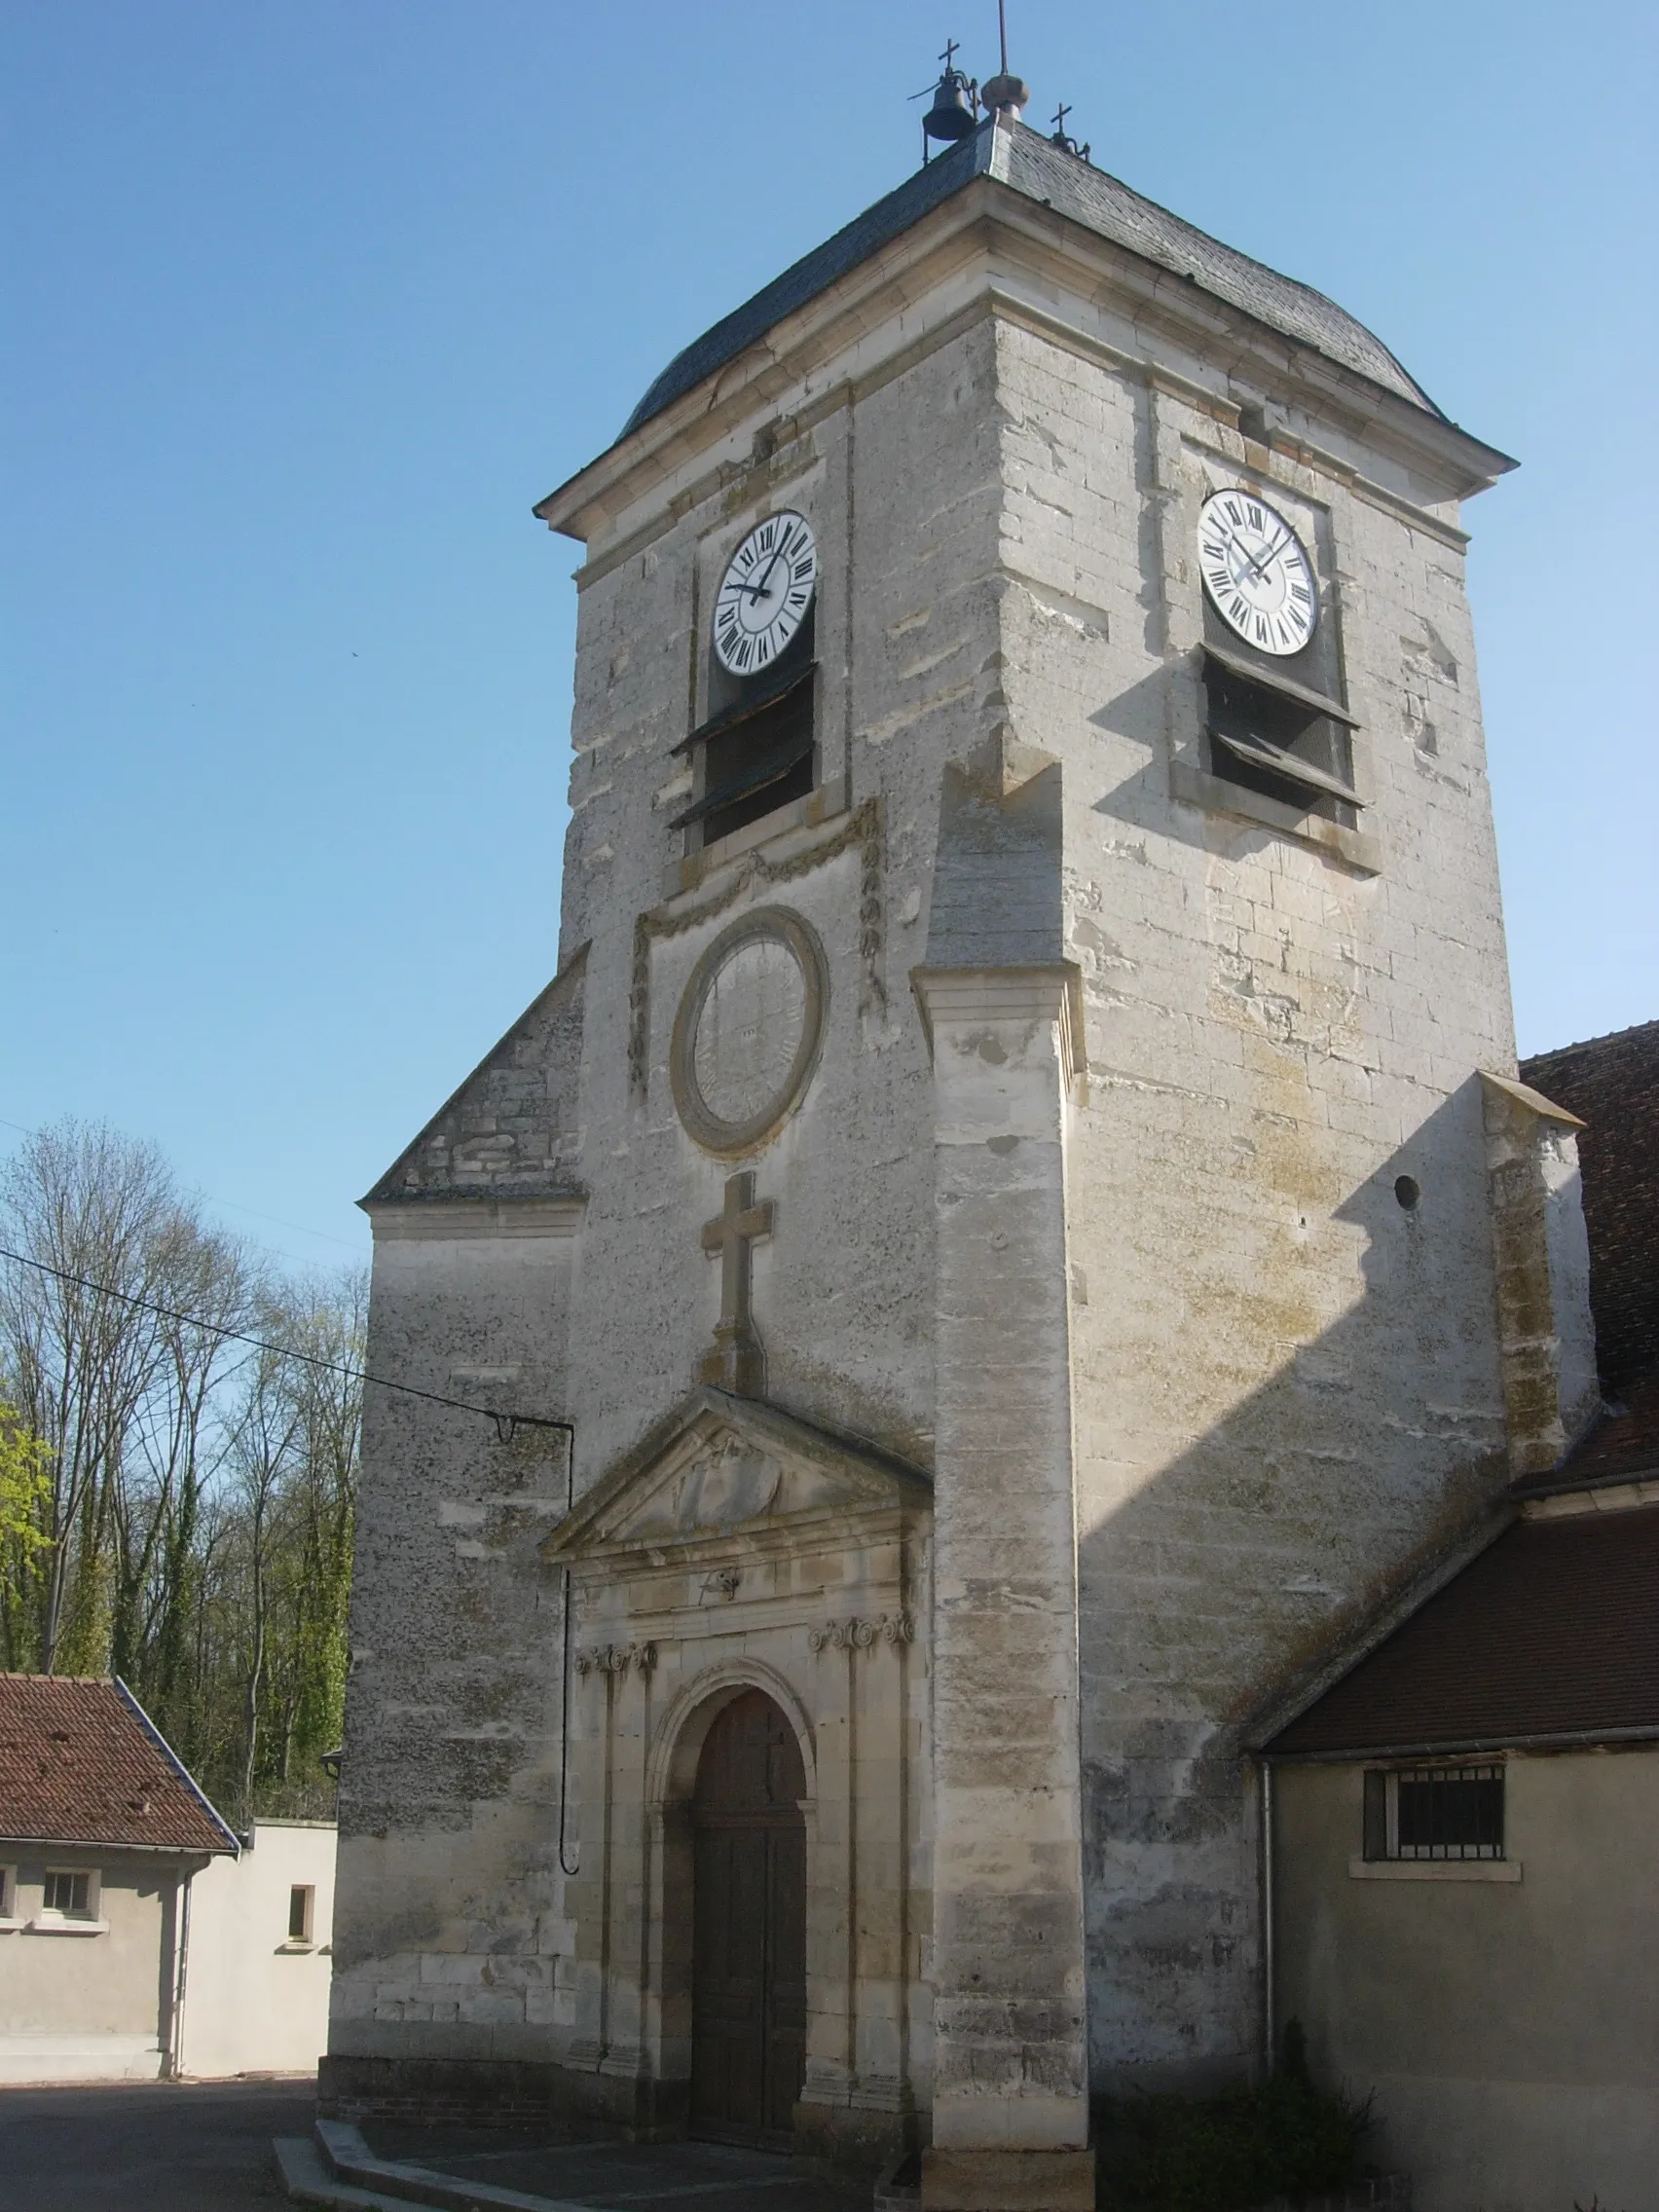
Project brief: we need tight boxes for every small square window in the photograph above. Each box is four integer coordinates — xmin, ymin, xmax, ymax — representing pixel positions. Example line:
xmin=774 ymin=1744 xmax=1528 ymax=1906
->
xmin=44 ymin=1869 xmax=92 ymax=1917
xmin=287 ymin=1885 xmax=314 ymax=1944
xmin=1364 ymin=1765 xmax=1504 ymax=1862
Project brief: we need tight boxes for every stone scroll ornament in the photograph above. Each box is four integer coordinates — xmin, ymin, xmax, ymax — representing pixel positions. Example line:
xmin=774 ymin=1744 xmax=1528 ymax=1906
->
xmin=573 ymin=1642 xmax=658 ymax=1677
xmin=670 ymin=906 xmax=829 ymax=1156
xmin=808 ymin=1614 xmax=915 ymax=1651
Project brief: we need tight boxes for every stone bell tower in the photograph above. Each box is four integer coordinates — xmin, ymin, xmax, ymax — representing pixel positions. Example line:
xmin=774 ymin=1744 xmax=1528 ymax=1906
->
xmin=326 ymin=91 xmax=1566 ymax=2212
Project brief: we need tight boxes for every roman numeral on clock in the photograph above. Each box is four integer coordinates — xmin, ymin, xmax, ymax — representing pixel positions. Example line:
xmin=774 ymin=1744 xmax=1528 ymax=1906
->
xmin=713 ymin=509 xmax=818 ymax=675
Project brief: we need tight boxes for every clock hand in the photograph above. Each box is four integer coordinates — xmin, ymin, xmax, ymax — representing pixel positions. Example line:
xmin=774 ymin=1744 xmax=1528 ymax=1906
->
xmin=1231 ymin=528 xmax=1291 ymax=589
xmin=754 ymin=529 xmax=801 ymax=599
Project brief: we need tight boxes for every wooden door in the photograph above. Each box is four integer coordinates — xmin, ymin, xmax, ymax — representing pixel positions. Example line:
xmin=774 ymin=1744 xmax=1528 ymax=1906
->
xmin=689 ymin=1689 xmax=806 ymax=2148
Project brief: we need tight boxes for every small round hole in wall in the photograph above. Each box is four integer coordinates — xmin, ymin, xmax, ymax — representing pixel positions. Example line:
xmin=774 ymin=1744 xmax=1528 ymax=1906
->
xmin=1394 ymin=1175 xmax=1421 ymax=1211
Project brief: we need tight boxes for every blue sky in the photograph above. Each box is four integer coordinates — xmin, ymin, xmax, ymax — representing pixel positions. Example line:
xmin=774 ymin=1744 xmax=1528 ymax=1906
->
xmin=4 ymin=0 xmax=1654 ymax=1271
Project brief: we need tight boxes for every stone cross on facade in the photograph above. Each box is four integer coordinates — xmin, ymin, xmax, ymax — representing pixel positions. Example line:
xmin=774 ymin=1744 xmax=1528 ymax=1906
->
xmin=699 ymin=1170 xmax=775 ymax=1397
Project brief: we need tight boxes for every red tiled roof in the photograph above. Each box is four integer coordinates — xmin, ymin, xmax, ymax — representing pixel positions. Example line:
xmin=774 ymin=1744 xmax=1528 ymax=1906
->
xmin=1522 ymin=1018 xmax=1659 ymax=1393
xmin=1266 ymin=1502 xmax=1659 ymax=1759
xmin=0 ymin=1675 xmax=238 ymax=1854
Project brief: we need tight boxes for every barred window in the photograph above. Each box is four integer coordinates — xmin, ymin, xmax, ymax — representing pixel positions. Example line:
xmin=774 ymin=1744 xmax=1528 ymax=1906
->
xmin=1364 ymin=1765 xmax=1504 ymax=1862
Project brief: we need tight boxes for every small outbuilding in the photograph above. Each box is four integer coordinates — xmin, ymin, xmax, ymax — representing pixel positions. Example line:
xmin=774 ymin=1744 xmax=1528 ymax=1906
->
xmin=1264 ymin=1019 xmax=1659 ymax=2212
xmin=0 ymin=1673 xmax=336 ymax=2083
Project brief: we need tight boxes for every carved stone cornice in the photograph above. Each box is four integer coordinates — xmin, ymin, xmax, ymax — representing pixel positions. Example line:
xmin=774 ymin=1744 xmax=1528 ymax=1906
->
xmin=574 ymin=1641 xmax=659 ymax=1677
xmin=809 ymin=1613 xmax=915 ymax=1652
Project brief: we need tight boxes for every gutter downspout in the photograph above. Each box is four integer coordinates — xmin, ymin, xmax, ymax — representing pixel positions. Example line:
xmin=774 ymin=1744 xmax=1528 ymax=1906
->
xmin=166 ymin=1866 xmax=195 ymax=2081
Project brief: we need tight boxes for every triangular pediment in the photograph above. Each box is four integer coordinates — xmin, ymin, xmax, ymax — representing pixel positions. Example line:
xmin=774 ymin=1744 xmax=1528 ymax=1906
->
xmin=541 ymin=1388 xmax=931 ymax=1564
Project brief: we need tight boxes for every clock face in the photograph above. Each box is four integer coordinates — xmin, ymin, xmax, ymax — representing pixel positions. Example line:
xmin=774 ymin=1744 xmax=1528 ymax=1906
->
xmin=713 ymin=510 xmax=818 ymax=678
xmin=1198 ymin=490 xmax=1318 ymax=657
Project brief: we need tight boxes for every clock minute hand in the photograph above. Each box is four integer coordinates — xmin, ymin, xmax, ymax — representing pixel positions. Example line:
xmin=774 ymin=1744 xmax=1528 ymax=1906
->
xmin=1235 ymin=529 xmax=1291 ymax=588
xmin=755 ymin=531 xmax=799 ymax=599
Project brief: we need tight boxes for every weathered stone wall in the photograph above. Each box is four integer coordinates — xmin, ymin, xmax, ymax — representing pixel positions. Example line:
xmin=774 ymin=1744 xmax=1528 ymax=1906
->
xmin=331 ymin=319 xmax=1013 ymax=2117
xmin=555 ymin=316 xmax=1012 ymax=1489
xmin=333 ymin=144 xmax=1541 ymax=2168
xmin=984 ymin=310 xmax=1520 ymax=2087
xmin=328 ymin=1217 xmax=580 ymax=2081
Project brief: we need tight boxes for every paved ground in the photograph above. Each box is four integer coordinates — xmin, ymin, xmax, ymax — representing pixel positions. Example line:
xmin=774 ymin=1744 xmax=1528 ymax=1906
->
xmin=0 ymin=2084 xmax=878 ymax=2212
xmin=0 ymin=2079 xmax=311 ymax=2211
xmin=362 ymin=2119 xmax=875 ymax=2210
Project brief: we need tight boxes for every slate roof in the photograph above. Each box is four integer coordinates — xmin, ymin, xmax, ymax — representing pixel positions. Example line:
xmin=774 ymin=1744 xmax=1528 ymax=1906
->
xmin=620 ymin=119 xmax=1441 ymax=441
xmin=1266 ymin=1503 xmax=1659 ymax=1759
xmin=0 ymin=1674 xmax=239 ymax=1854
xmin=1522 ymin=1018 xmax=1659 ymax=1394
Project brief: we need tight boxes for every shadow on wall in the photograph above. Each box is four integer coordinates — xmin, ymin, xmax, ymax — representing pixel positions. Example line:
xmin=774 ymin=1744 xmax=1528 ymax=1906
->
xmin=1071 ymin=1083 xmax=1516 ymax=2093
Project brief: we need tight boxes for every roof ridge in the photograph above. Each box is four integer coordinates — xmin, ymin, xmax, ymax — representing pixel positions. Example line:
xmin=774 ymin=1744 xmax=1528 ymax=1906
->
xmin=1000 ymin=123 xmax=1441 ymax=419
xmin=1521 ymin=1015 xmax=1659 ymax=1062
xmin=113 ymin=1677 xmax=240 ymax=1856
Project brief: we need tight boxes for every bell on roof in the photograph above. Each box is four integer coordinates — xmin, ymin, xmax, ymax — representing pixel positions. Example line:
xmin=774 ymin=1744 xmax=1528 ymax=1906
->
xmin=924 ymin=68 xmax=978 ymax=144
xmin=917 ymin=41 xmax=978 ymax=163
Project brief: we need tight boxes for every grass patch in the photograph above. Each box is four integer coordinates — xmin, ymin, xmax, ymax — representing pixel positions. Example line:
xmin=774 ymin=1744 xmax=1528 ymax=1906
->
xmin=1095 ymin=2021 xmax=1374 ymax=2212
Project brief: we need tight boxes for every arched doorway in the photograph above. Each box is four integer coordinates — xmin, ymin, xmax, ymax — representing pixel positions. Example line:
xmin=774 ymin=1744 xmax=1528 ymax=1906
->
xmin=689 ymin=1687 xmax=806 ymax=2148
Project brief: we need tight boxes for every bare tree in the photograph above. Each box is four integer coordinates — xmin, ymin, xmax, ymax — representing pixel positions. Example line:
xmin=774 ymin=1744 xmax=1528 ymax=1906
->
xmin=1 ymin=1120 xmax=364 ymax=1816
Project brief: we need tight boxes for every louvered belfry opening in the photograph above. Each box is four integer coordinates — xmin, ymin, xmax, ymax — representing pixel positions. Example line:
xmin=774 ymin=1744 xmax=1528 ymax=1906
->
xmin=689 ymin=1689 xmax=807 ymax=2149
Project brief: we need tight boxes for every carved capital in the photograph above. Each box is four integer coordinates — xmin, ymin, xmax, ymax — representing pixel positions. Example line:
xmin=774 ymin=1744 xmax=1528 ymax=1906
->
xmin=575 ymin=1641 xmax=662 ymax=1678
xmin=809 ymin=1612 xmax=915 ymax=1652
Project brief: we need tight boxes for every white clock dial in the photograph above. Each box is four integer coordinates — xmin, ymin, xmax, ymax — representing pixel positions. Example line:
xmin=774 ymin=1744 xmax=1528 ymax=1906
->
xmin=713 ymin=510 xmax=818 ymax=678
xmin=1198 ymin=490 xmax=1318 ymax=657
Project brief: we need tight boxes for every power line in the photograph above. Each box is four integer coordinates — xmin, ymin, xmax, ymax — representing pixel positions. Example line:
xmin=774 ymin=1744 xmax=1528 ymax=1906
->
xmin=0 ymin=1244 xmax=571 ymax=1443
xmin=0 ymin=1113 xmax=363 ymax=1252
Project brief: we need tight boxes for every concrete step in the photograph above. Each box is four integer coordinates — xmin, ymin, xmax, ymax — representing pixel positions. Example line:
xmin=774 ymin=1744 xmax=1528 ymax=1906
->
xmin=306 ymin=2119 xmax=605 ymax=2212
xmin=274 ymin=2134 xmax=427 ymax=2211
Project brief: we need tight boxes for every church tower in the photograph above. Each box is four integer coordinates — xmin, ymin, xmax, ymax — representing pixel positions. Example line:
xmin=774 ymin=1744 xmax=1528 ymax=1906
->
xmin=324 ymin=92 xmax=1590 ymax=2212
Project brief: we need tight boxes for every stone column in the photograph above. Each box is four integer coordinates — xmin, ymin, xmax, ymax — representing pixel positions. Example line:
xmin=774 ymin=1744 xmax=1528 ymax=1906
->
xmin=911 ymin=965 xmax=1093 ymax=2212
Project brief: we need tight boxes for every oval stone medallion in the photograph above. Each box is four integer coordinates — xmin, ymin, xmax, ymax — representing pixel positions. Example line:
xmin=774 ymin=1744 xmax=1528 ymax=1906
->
xmin=671 ymin=908 xmax=828 ymax=1155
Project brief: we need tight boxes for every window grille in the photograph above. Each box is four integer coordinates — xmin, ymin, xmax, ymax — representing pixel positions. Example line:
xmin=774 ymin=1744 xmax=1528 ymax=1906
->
xmin=1363 ymin=1764 xmax=1505 ymax=1861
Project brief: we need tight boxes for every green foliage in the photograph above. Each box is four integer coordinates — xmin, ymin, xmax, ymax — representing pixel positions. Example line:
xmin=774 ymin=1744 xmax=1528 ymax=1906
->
xmin=0 ymin=1397 xmax=52 ymax=1556
xmin=1 ymin=1121 xmax=362 ymax=1823
xmin=1096 ymin=2020 xmax=1373 ymax=2212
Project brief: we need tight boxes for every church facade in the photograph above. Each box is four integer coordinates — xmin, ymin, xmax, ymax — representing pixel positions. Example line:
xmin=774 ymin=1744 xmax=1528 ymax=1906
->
xmin=323 ymin=114 xmax=1598 ymax=2209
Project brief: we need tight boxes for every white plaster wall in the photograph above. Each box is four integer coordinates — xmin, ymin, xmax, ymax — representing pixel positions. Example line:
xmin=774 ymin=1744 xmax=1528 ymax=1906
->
xmin=0 ymin=1848 xmax=178 ymax=2082
xmin=1275 ymin=1753 xmax=1659 ymax=2212
xmin=181 ymin=1820 xmax=336 ymax=2078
